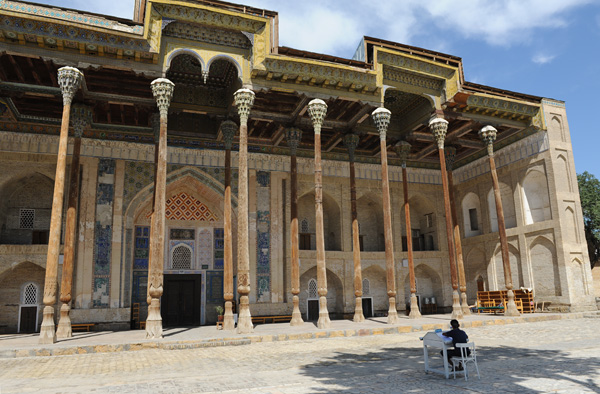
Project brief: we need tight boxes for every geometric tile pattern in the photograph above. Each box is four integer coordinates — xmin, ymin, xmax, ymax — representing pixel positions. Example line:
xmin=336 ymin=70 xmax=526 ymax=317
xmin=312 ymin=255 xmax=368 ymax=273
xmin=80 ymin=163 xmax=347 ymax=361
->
xmin=165 ymin=192 xmax=218 ymax=221
xmin=213 ymin=228 xmax=224 ymax=269
xmin=256 ymin=171 xmax=271 ymax=301
xmin=93 ymin=158 xmax=115 ymax=308
xmin=198 ymin=229 xmax=212 ymax=269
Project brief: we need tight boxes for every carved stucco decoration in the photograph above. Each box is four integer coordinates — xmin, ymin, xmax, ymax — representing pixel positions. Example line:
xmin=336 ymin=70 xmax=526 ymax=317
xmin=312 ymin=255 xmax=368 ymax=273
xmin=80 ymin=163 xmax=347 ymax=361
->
xmin=153 ymin=4 xmax=266 ymax=33
xmin=163 ymin=22 xmax=251 ymax=49
xmin=466 ymin=94 xmax=544 ymax=129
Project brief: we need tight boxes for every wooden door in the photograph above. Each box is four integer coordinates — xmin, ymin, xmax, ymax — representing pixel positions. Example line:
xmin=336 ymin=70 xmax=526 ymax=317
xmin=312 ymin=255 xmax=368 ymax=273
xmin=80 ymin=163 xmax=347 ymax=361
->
xmin=162 ymin=275 xmax=201 ymax=327
xmin=20 ymin=306 xmax=37 ymax=333
xmin=307 ymin=299 xmax=319 ymax=321
xmin=362 ymin=298 xmax=373 ymax=318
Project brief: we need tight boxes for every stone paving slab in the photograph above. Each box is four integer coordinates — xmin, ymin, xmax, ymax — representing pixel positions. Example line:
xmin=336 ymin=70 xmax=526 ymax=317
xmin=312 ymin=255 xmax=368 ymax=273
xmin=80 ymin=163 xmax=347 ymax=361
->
xmin=0 ymin=311 xmax=596 ymax=359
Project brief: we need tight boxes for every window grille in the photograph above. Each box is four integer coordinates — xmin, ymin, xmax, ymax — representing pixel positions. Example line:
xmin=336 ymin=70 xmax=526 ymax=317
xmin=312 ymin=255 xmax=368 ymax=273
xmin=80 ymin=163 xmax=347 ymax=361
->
xmin=20 ymin=209 xmax=35 ymax=229
xmin=308 ymin=279 xmax=318 ymax=298
xmin=362 ymin=279 xmax=370 ymax=296
xmin=171 ymin=245 xmax=192 ymax=270
xmin=23 ymin=283 xmax=38 ymax=305
xmin=301 ymin=219 xmax=309 ymax=233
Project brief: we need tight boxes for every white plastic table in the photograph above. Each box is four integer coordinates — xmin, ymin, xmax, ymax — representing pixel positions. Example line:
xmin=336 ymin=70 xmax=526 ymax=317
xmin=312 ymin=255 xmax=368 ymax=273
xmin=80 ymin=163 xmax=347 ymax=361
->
xmin=420 ymin=331 xmax=453 ymax=379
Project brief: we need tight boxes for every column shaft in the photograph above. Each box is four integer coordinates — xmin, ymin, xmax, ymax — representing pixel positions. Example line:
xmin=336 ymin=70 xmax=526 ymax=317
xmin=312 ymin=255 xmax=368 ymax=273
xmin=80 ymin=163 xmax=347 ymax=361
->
xmin=290 ymin=153 xmax=303 ymax=325
xmin=380 ymin=140 xmax=398 ymax=323
xmin=223 ymin=147 xmax=235 ymax=330
xmin=349 ymin=159 xmax=364 ymax=322
xmin=403 ymin=166 xmax=421 ymax=318
xmin=56 ymin=136 xmax=82 ymax=338
xmin=448 ymin=170 xmax=470 ymax=315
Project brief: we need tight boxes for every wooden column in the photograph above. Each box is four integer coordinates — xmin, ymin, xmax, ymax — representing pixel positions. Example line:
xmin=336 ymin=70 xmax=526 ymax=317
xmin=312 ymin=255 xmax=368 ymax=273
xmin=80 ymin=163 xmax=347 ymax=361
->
xmin=39 ymin=67 xmax=83 ymax=344
xmin=372 ymin=108 xmax=398 ymax=324
xmin=344 ymin=133 xmax=364 ymax=322
xmin=234 ymin=88 xmax=255 ymax=334
xmin=393 ymin=141 xmax=421 ymax=319
xmin=307 ymin=99 xmax=331 ymax=329
xmin=285 ymin=127 xmax=304 ymax=326
xmin=146 ymin=78 xmax=175 ymax=339
xmin=146 ymin=113 xmax=160 ymax=307
xmin=56 ymin=104 xmax=91 ymax=339
xmin=429 ymin=118 xmax=463 ymax=319
xmin=221 ymin=120 xmax=238 ymax=330
xmin=480 ymin=126 xmax=520 ymax=316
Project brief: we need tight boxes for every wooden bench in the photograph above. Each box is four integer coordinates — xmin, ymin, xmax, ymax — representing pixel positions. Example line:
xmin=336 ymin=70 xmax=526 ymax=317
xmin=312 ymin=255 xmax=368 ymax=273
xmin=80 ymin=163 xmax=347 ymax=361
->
xmin=140 ymin=321 xmax=146 ymax=330
xmin=57 ymin=323 xmax=95 ymax=332
xmin=251 ymin=315 xmax=292 ymax=324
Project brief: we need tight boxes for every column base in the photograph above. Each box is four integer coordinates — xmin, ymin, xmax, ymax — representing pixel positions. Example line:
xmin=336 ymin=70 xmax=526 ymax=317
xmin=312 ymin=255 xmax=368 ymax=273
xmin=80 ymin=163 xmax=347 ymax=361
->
xmin=39 ymin=305 xmax=56 ymax=344
xmin=145 ymin=298 xmax=163 ymax=339
xmin=223 ymin=301 xmax=235 ymax=330
xmin=353 ymin=296 xmax=365 ymax=322
xmin=460 ymin=291 xmax=471 ymax=316
xmin=56 ymin=303 xmax=72 ymax=339
xmin=317 ymin=296 xmax=331 ymax=329
xmin=451 ymin=290 xmax=463 ymax=320
xmin=290 ymin=295 xmax=304 ymax=326
xmin=387 ymin=296 xmax=399 ymax=324
xmin=505 ymin=290 xmax=521 ymax=317
xmin=237 ymin=295 xmax=254 ymax=334
xmin=408 ymin=294 xmax=422 ymax=319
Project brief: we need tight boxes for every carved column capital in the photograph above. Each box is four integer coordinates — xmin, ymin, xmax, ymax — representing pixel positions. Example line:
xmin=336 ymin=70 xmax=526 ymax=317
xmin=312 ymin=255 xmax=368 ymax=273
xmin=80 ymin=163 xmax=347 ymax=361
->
xmin=429 ymin=117 xmax=449 ymax=149
xmin=150 ymin=113 xmax=160 ymax=143
xmin=57 ymin=67 xmax=83 ymax=106
xmin=285 ymin=127 xmax=303 ymax=155
xmin=150 ymin=78 xmax=175 ymax=118
xmin=70 ymin=104 xmax=92 ymax=138
xmin=221 ymin=120 xmax=238 ymax=150
xmin=343 ymin=133 xmax=360 ymax=162
xmin=371 ymin=107 xmax=391 ymax=141
xmin=393 ymin=140 xmax=411 ymax=168
xmin=307 ymin=99 xmax=327 ymax=134
xmin=445 ymin=145 xmax=457 ymax=170
xmin=234 ymin=88 xmax=255 ymax=125
xmin=479 ymin=125 xmax=497 ymax=156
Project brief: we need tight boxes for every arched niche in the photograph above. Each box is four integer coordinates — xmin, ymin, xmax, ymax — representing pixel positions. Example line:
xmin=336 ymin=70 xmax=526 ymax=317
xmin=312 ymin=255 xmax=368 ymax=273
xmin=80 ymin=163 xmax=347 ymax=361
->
xmin=555 ymin=154 xmax=572 ymax=193
xmin=297 ymin=190 xmax=341 ymax=251
xmin=494 ymin=244 xmax=523 ymax=290
xmin=0 ymin=261 xmax=45 ymax=333
xmin=407 ymin=264 xmax=443 ymax=307
xmin=356 ymin=193 xmax=384 ymax=251
xmin=565 ymin=206 xmax=578 ymax=243
xmin=487 ymin=182 xmax=516 ymax=232
xmin=0 ymin=172 xmax=54 ymax=245
xmin=550 ymin=115 xmax=565 ymax=142
xmin=530 ymin=236 xmax=561 ymax=297
xmin=402 ymin=193 xmax=437 ymax=251
xmin=461 ymin=192 xmax=482 ymax=237
xmin=362 ymin=264 xmax=387 ymax=311
xmin=571 ymin=258 xmax=589 ymax=297
xmin=299 ymin=267 xmax=344 ymax=319
xmin=522 ymin=169 xmax=551 ymax=225
xmin=465 ymin=247 xmax=487 ymax=302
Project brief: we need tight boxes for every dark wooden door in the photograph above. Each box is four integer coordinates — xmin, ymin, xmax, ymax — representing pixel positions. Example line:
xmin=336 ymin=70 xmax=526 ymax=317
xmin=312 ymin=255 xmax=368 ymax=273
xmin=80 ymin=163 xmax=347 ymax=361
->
xmin=362 ymin=298 xmax=373 ymax=318
xmin=307 ymin=299 xmax=319 ymax=321
xmin=162 ymin=275 xmax=201 ymax=327
xmin=20 ymin=306 xmax=37 ymax=333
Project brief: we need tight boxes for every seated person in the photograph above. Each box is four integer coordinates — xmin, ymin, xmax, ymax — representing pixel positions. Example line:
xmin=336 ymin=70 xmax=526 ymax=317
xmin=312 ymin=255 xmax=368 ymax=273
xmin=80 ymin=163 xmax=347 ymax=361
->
xmin=441 ymin=319 xmax=470 ymax=369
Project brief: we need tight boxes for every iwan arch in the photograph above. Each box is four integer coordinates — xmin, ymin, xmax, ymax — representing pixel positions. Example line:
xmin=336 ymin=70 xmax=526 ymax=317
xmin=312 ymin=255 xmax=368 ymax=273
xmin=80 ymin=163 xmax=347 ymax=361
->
xmin=0 ymin=0 xmax=594 ymax=342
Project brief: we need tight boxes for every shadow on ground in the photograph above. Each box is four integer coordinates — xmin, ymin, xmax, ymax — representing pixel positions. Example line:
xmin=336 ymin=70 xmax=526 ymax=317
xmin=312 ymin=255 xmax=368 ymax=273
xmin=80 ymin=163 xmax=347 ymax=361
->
xmin=299 ymin=345 xmax=600 ymax=393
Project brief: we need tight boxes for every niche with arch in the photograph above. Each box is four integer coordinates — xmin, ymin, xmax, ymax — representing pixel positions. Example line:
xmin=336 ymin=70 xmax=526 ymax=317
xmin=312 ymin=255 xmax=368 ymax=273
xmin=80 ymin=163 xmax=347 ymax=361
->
xmin=494 ymin=244 xmax=523 ymax=290
xmin=461 ymin=192 xmax=482 ymax=237
xmin=404 ymin=264 xmax=443 ymax=307
xmin=522 ymin=169 xmax=551 ymax=225
xmin=402 ymin=194 xmax=438 ymax=251
xmin=299 ymin=267 xmax=344 ymax=319
xmin=297 ymin=191 xmax=341 ymax=251
xmin=487 ymin=182 xmax=517 ymax=232
xmin=530 ymin=237 xmax=561 ymax=297
xmin=465 ymin=247 xmax=487 ymax=303
xmin=356 ymin=193 xmax=384 ymax=251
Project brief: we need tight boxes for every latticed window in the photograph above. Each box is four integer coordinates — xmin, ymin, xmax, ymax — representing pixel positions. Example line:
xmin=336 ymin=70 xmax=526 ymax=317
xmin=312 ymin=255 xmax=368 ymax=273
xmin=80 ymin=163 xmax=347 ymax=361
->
xmin=301 ymin=219 xmax=309 ymax=233
xmin=171 ymin=245 xmax=192 ymax=270
xmin=23 ymin=283 xmax=38 ymax=305
xmin=362 ymin=279 xmax=370 ymax=296
xmin=308 ymin=279 xmax=318 ymax=299
xmin=20 ymin=209 xmax=35 ymax=229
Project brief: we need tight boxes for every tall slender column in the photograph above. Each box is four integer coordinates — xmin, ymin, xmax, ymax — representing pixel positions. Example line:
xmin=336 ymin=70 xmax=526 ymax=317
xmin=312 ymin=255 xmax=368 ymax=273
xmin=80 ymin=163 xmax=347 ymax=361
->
xmin=234 ymin=88 xmax=255 ymax=334
xmin=56 ymin=104 xmax=91 ymax=339
xmin=146 ymin=113 xmax=160 ymax=306
xmin=445 ymin=146 xmax=470 ymax=315
xmin=480 ymin=126 xmax=520 ymax=316
xmin=429 ymin=118 xmax=462 ymax=319
xmin=39 ymin=67 xmax=83 ymax=344
xmin=220 ymin=120 xmax=237 ymax=330
xmin=393 ymin=141 xmax=421 ymax=319
xmin=285 ymin=127 xmax=304 ymax=326
xmin=146 ymin=78 xmax=175 ymax=339
xmin=307 ymin=99 xmax=331 ymax=329
xmin=372 ymin=108 xmax=399 ymax=324
xmin=343 ymin=134 xmax=364 ymax=322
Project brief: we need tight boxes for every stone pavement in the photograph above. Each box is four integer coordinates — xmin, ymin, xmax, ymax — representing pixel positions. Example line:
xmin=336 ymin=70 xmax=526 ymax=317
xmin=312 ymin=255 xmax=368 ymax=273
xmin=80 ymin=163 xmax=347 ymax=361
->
xmin=1 ymin=312 xmax=599 ymax=393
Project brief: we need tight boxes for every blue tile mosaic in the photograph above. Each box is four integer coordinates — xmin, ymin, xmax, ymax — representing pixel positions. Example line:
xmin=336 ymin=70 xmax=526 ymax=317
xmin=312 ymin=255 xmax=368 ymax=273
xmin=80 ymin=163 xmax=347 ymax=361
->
xmin=256 ymin=172 xmax=271 ymax=300
xmin=257 ymin=171 xmax=270 ymax=187
xmin=93 ymin=159 xmax=115 ymax=308
xmin=206 ymin=271 xmax=224 ymax=303
xmin=213 ymin=228 xmax=224 ymax=271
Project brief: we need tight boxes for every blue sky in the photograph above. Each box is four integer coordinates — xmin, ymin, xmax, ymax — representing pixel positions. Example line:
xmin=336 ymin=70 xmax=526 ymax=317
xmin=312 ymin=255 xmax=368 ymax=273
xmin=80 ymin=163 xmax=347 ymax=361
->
xmin=38 ymin=0 xmax=600 ymax=178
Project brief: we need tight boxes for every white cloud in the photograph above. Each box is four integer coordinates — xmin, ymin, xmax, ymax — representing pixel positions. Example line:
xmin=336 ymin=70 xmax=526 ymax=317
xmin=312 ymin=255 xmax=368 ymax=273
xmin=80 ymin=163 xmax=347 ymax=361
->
xmin=532 ymin=53 xmax=557 ymax=64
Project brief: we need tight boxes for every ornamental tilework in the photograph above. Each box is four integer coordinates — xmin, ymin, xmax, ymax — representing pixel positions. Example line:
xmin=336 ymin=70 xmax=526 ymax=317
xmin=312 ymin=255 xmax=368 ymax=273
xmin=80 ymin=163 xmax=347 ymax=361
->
xmin=256 ymin=171 xmax=270 ymax=301
xmin=213 ymin=228 xmax=224 ymax=269
xmin=198 ymin=228 xmax=212 ymax=269
xmin=165 ymin=192 xmax=219 ymax=221
xmin=132 ymin=225 xmax=149 ymax=308
xmin=206 ymin=271 xmax=224 ymax=303
xmin=93 ymin=159 xmax=115 ymax=308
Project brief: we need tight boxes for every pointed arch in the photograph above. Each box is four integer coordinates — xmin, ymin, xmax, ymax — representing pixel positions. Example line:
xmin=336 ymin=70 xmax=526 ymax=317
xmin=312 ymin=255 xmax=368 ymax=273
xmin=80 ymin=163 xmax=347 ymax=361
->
xmin=522 ymin=169 xmax=551 ymax=224
xmin=487 ymin=182 xmax=516 ymax=232
xmin=493 ymin=243 xmax=523 ymax=290
xmin=461 ymin=192 xmax=482 ymax=237
xmin=529 ymin=236 xmax=561 ymax=297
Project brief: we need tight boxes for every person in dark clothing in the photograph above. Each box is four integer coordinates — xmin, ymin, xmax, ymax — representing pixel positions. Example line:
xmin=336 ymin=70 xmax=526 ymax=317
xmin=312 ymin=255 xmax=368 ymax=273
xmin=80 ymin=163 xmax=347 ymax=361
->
xmin=441 ymin=319 xmax=469 ymax=369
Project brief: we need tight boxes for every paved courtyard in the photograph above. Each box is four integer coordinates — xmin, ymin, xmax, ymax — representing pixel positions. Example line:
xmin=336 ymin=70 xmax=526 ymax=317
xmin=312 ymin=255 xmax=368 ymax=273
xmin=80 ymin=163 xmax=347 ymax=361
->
xmin=1 ymin=317 xmax=599 ymax=393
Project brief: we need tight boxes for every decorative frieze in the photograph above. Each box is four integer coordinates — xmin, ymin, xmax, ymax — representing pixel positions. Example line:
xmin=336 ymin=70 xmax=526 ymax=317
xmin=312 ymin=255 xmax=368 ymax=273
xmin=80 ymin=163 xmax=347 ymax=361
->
xmin=163 ymin=22 xmax=251 ymax=49
xmin=377 ymin=50 xmax=457 ymax=79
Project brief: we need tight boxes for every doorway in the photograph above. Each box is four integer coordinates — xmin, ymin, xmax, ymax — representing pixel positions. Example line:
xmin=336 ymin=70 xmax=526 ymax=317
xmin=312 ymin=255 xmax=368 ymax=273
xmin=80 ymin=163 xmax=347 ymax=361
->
xmin=19 ymin=306 xmax=37 ymax=333
xmin=162 ymin=274 xmax=201 ymax=327
xmin=362 ymin=297 xmax=373 ymax=318
xmin=307 ymin=299 xmax=319 ymax=321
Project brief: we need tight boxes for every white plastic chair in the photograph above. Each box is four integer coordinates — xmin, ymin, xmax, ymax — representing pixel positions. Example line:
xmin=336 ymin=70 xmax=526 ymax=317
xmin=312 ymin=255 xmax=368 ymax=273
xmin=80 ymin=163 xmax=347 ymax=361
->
xmin=451 ymin=342 xmax=480 ymax=381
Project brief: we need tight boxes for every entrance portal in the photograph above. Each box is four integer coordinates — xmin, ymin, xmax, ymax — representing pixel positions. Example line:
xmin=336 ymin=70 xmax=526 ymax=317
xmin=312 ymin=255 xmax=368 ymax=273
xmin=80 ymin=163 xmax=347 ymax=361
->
xmin=162 ymin=274 xmax=201 ymax=327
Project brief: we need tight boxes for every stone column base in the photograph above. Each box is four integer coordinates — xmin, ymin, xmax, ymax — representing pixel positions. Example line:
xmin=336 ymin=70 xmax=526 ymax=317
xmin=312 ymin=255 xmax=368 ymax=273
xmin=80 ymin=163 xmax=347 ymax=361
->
xmin=56 ymin=303 xmax=72 ymax=339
